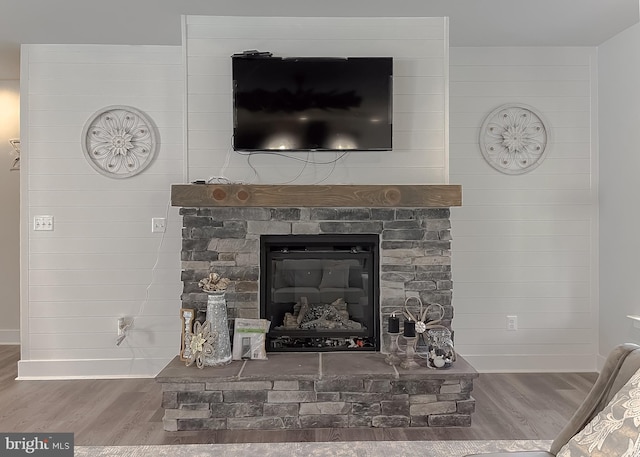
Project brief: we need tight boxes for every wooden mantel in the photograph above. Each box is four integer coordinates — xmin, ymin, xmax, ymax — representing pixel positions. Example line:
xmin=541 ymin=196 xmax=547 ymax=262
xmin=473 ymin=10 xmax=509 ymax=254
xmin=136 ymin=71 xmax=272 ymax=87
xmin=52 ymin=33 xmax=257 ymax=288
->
xmin=171 ymin=184 xmax=462 ymax=208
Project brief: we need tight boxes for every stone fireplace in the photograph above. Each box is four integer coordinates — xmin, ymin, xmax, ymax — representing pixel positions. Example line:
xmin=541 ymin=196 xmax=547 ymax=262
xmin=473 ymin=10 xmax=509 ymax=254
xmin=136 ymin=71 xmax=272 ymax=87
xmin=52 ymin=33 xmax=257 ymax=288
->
xmin=158 ymin=184 xmax=478 ymax=432
xmin=179 ymin=204 xmax=454 ymax=353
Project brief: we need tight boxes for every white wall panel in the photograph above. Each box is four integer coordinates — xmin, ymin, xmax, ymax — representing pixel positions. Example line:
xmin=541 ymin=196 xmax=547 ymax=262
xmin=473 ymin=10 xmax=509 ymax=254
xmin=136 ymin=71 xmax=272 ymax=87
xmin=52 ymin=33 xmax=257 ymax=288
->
xmin=454 ymin=235 xmax=590 ymax=252
xmin=25 ymin=45 xmax=182 ymax=64
xmin=21 ymin=44 xmax=184 ymax=378
xmin=28 ymin=252 xmax=179 ymax=271
xmin=450 ymin=47 xmax=598 ymax=372
xmin=19 ymin=21 xmax=603 ymax=377
xmin=187 ymin=38 xmax=445 ymax=59
xmin=185 ymin=16 xmax=448 ymax=184
xmin=30 ymin=300 xmax=180 ymax=318
xmin=27 ymin=159 xmax=182 ymax=176
xmin=451 ymin=127 xmax=590 ymax=145
xmin=28 ymin=316 xmax=178 ymax=334
xmin=452 ymin=220 xmax=590 ymax=237
xmin=452 ymin=111 xmax=591 ymax=129
xmin=452 ymin=81 xmax=590 ymax=97
xmin=28 ymin=223 xmax=180 ymax=239
xmin=455 ymin=266 xmax=590 ymax=283
xmin=29 ymin=268 xmax=180 ymax=286
xmin=453 ymin=142 xmax=590 ymax=159
xmin=450 ymin=97 xmax=590 ymax=113
xmin=28 ymin=238 xmax=178 ymax=255
xmin=28 ymin=95 xmax=184 ymax=112
xmin=451 ymin=47 xmax=594 ymax=66
xmin=27 ymin=126 xmax=184 ymax=144
xmin=193 ymin=164 xmax=447 ymax=186
xmin=451 ymin=157 xmax=591 ymax=174
xmin=27 ymin=190 xmax=178 ymax=207
xmin=27 ymin=63 xmax=183 ymax=83
xmin=454 ymin=297 xmax=590 ymax=314
xmin=598 ymin=23 xmax=640 ymax=356
xmin=27 ymin=284 xmax=181 ymax=303
xmin=450 ymin=65 xmax=590 ymax=82
xmin=28 ymin=175 xmax=183 ymax=191
xmin=454 ymin=312 xmax=593 ymax=329
xmin=26 ymin=331 xmax=176 ymax=355
xmin=453 ymin=205 xmax=591 ymax=221
xmin=27 ymin=206 xmax=177 ymax=223
xmin=457 ymin=329 xmax=593 ymax=346
xmin=29 ymin=347 xmax=178 ymax=360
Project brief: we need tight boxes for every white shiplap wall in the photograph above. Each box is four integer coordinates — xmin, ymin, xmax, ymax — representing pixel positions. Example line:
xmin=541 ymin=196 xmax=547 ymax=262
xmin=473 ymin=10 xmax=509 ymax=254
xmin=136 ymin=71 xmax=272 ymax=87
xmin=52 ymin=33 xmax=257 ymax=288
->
xmin=449 ymin=47 xmax=598 ymax=371
xmin=19 ymin=45 xmax=184 ymax=378
xmin=185 ymin=16 xmax=449 ymax=185
xmin=598 ymin=23 xmax=640 ymax=359
xmin=17 ymin=28 xmax=600 ymax=377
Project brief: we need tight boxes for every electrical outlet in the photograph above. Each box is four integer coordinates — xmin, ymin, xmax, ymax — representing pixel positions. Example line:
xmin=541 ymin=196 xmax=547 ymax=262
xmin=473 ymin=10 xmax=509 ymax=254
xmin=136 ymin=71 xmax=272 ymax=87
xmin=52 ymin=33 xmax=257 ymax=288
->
xmin=34 ymin=216 xmax=54 ymax=231
xmin=152 ymin=217 xmax=166 ymax=233
xmin=506 ymin=315 xmax=518 ymax=331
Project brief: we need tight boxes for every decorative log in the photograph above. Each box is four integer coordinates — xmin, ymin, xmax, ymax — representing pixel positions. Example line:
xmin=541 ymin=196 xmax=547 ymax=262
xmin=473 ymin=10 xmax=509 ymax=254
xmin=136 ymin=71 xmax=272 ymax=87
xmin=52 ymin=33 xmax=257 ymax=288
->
xmin=171 ymin=184 xmax=462 ymax=208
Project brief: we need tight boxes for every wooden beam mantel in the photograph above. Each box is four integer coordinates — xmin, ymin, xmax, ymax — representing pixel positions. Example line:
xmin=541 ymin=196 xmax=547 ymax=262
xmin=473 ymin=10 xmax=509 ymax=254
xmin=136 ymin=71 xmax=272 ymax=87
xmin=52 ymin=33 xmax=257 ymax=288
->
xmin=171 ymin=184 xmax=462 ymax=208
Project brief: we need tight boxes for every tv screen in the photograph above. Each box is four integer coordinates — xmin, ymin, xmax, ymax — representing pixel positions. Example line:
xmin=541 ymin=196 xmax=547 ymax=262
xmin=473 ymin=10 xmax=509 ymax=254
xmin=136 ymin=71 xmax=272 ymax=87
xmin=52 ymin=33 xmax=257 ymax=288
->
xmin=232 ymin=56 xmax=393 ymax=152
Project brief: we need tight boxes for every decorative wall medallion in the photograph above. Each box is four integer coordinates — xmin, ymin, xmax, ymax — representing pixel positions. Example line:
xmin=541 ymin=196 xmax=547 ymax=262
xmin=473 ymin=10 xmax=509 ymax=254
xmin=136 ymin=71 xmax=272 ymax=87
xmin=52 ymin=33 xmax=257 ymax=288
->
xmin=479 ymin=104 xmax=549 ymax=175
xmin=81 ymin=105 xmax=158 ymax=178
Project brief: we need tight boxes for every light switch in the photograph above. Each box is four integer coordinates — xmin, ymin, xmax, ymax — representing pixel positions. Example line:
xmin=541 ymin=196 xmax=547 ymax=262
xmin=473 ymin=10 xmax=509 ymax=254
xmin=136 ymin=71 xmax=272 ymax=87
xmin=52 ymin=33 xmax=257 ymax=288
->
xmin=34 ymin=216 xmax=54 ymax=231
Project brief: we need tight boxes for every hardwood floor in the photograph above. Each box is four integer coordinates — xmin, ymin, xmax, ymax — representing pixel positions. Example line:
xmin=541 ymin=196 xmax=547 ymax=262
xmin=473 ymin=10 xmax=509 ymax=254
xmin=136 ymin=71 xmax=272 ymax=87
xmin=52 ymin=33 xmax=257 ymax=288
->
xmin=0 ymin=345 xmax=597 ymax=446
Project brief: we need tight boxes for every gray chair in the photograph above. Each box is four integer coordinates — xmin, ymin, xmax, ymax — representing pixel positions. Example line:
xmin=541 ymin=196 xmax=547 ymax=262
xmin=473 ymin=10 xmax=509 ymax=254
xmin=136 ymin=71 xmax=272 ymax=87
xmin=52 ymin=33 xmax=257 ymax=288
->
xmin=466 ymin=342 xmax=640 ymax=456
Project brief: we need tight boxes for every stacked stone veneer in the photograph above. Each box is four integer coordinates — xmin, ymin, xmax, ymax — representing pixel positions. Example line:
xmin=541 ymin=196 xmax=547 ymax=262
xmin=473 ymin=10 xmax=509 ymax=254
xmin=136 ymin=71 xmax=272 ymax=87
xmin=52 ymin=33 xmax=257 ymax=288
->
xmin=158 ymin=353 xmax=477 ymax=431
xmin=179 ymin=206 xmax=453 ymax=352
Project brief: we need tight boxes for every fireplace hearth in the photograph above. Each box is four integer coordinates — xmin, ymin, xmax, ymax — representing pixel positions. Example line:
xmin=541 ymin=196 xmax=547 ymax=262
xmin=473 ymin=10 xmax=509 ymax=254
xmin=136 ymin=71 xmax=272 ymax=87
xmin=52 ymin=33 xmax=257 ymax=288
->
xmin=261 ymin=234 xmax=379 ymax=352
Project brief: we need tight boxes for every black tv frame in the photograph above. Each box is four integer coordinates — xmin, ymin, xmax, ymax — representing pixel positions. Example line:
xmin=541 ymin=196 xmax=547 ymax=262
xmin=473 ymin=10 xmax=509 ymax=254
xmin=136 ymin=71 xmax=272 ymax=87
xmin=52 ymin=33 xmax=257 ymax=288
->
xmin=231 ymin=55 xmax=393 ymax=152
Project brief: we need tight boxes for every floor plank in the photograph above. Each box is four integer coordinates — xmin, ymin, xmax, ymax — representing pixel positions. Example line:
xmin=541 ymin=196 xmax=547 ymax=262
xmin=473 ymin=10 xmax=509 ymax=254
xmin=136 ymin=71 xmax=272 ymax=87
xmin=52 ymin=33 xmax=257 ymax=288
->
xmin=0 ymin=345 xmax=597 ymax=445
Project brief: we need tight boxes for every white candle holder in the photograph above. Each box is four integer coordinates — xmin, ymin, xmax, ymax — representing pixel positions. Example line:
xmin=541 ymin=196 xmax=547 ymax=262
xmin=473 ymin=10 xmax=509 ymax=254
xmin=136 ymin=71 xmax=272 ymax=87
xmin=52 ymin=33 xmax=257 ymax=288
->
xmin=400 ymin=335 xmax=420 ymax=369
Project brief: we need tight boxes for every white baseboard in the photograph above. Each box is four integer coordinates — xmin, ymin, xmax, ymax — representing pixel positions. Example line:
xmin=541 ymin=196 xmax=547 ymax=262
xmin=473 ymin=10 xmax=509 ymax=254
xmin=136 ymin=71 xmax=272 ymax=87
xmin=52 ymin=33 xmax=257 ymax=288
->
xmin=0 ymin=329 xmax=19 ymax=345
xmin=17 ymin=357 xmax=173 ymax=380
xmin=463 ymin=353 xmax=598 ymax=373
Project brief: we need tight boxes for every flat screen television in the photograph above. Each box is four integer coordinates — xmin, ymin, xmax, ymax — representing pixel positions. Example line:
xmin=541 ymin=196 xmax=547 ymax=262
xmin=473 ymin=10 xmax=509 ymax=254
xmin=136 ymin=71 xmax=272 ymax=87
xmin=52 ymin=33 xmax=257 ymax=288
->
xmin=232 ymin=56 xmax=393 ymax=152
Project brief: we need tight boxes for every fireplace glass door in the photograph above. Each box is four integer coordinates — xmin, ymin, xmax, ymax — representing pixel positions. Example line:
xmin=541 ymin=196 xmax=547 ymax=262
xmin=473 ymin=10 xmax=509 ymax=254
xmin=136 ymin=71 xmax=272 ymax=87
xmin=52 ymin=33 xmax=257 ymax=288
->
xmin=260 ymin=234 xmax=379 ymax=352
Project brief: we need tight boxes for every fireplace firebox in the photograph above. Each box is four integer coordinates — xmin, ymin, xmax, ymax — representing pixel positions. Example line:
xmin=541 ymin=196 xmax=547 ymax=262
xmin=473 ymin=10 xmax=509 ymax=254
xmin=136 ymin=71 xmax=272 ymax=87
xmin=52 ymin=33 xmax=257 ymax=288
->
xmin=260 ymin=234 xmax=379 ymax=352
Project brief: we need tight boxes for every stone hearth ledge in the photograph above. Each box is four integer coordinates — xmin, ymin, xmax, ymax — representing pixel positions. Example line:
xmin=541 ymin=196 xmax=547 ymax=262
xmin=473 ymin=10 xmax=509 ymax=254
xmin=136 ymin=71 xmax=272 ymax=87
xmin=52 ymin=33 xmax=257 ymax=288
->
xmin=156 ymin=352 xmax=478 ymax=431
xmin=171 ymin=184 xmax=462 ymax=208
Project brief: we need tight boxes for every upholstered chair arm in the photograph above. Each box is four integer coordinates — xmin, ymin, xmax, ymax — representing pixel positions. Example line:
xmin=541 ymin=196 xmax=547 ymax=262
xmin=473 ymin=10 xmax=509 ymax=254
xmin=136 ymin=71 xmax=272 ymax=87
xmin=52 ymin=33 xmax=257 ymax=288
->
xmin=549 ymin=343 xmax=640 ymax=454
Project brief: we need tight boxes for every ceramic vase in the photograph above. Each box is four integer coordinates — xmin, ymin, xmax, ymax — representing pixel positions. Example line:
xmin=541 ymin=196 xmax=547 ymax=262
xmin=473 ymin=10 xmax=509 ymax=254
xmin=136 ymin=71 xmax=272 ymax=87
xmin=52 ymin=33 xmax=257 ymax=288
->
xmin=204 ymin=292 xmax=232 ymax=366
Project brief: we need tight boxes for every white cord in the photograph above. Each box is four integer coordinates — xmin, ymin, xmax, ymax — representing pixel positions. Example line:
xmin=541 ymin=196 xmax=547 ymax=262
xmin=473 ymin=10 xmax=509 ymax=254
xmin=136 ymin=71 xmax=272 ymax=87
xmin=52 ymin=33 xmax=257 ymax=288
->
xmin=219 ymin=145 xmax=233 ymax=178
xmin=280 ymin=150 xmax=311 ymax=184
xmin=136 ymin=195 xmax=171 ymax=320
xmin=234 ymin=149 xmax=348 ymax=185
xmin=313 ymin=151 xmax=340 ymax=184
